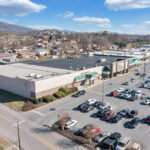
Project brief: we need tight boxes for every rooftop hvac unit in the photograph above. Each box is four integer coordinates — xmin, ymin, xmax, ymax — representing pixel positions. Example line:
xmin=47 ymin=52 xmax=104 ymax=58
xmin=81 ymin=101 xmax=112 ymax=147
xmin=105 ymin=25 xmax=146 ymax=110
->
xmin=28 ymin=73 xmax=35 ymax=77
xmin=34 ymin=74 xmax=42 ymax=79
xmin=82 ymin=67 xmax=86 ymax=70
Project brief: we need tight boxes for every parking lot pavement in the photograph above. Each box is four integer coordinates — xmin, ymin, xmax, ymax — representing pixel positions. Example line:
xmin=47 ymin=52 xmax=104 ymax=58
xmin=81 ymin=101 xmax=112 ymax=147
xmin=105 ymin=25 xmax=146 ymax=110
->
xmin=23 ymin=65 xmax=150 ymax=150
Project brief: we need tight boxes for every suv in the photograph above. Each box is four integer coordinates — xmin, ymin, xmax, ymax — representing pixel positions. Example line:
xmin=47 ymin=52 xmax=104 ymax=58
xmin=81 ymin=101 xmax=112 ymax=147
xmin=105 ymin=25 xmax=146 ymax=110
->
xmin=112 ymin=114 xmax=123 ymax=123
xmin=97 ymin=108 xmax=110 ymax=118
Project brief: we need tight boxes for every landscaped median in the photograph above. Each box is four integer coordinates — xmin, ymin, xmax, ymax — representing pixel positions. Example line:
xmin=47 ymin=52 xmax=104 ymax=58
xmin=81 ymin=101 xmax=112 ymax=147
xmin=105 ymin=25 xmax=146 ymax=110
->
xmin=23 ymin=87 xmax=78 ymax=112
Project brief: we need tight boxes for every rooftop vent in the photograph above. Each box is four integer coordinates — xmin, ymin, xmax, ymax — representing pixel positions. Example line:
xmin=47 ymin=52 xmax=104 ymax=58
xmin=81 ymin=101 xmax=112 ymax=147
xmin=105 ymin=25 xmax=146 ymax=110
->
xmin=34 ymin=74 xmax=43 ymax=79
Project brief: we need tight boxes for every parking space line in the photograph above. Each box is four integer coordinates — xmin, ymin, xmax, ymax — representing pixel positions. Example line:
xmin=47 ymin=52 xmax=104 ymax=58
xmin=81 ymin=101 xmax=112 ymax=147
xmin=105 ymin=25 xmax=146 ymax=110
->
xmin=0 ymin=114 xmax=11 ymax=124
xmin=31 ymin=134 xmax=58 ymax=150
xmin=32 ymin=110 xmax=45 ymax=116
xmin=86 ymin=89 xmax=103 ymax=95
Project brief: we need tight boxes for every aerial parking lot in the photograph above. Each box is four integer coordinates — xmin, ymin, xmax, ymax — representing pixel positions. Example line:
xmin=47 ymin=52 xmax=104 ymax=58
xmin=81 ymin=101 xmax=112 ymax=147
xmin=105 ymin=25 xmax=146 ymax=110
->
xmin=24 ymin=64 xmax=150 ymax=150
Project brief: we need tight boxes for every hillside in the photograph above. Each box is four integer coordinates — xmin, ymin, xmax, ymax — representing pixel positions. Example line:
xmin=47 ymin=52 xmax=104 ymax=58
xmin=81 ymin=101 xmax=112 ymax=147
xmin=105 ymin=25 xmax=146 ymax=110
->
xmin=0 ymin=21 xmax=34 ymax=32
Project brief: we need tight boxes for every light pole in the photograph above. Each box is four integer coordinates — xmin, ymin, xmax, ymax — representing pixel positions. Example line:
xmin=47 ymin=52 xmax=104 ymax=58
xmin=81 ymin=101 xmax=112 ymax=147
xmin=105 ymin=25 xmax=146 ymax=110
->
xmin=102 ymin=78 xmax=105 ymax=103
xmin=12 ymin=120 xmax=25 ymax=150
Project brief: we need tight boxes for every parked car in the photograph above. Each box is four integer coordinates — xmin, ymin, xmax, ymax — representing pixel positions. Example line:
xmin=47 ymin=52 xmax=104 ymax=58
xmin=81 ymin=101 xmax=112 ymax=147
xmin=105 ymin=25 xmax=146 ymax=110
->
xmin=118 ymin=109 xmax=129 ymax=117
xmin=131 ymin=78 xmax=136 ymax=83
xmin=93 ymin=101 xmax=104 ymax=108
xmin=142 ymin=100 xmax=150 ymax=105
xmin=112 ymin=114 xmax=123 ymax=123
xmin=128 ymin=117 xmax=140 ymax=128
xmin=122 ymin=81 xmax=131 ymax=85
xmin=117 ymin=92 xmax=126 ymax=99
xmin=93 ymin=131 xmax=110 ymax=143
xmin=86 ymin=98 xmax=97 ymax=105
xmin=109 ymin=132 xmax=121 ymax=141
xmin=145 ymin=116 xmax=150 ymax=124
xmin=128 ymin=110 xmax=138 ymax=118
xmin=104 ymin=111 xmax=116 ymax=121
xmin=97 ymin=108 xmax=110 ymax=118
xmin=107 ymin=105 xmax=115 ymax=110
xmin=98 ymin=102 xmax=110 ymax=109
xmin=82 ymin=105 xmax=94 ymax=112
xmin=91 ymin=128 xmax=101 ymax=137
xmin=96 ymin=138 xmax=117 ymax=150
xmin=129 ymin=143 xmax=141 ymax=150
xmin=116 ymin=88 xmax=124 ymax=92
xmin=64 ymin=120 xmax=77 ymax=129
xmin=116 ymin=137 xmax=131 ymax=150
xmin=72 ymin=90 xmax=86 ymax=97
xmin=124 ymin=94 xmax=131 ymax=99
xmin=77 ymin=103 xmax=88 ymax=110
xmin=110 ymin=91 xmax=119 ymax=96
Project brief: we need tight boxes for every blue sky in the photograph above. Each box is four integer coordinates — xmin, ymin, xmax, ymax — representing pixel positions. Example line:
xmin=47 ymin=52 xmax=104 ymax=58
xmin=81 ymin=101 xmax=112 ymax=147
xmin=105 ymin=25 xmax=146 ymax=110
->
xmin=0 ymin=0 xmax=150 ymax=34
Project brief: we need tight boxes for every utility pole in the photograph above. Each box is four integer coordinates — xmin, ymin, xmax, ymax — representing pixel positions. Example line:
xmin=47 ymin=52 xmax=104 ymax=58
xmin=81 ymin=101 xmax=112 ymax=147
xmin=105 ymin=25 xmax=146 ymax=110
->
xmin=12 ymin=120 xmax=25 ymax=150
xmin=102 ymin=79 xmax=105 ymax=103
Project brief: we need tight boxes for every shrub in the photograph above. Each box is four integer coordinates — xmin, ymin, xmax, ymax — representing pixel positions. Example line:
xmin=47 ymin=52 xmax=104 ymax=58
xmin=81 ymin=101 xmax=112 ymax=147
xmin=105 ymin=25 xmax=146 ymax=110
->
xmin=33 ymin=98 xmax=39 ymax=104
xmin=54 ymin=91 xmax=63 ymax=98
xmin=39 ymin=98 xmax=43 ymax=103
xmin=58 ymin=91 xmax=66 ymax=97
xmin=43 ymin=95 xmax=55 ymax=103
xmin=59 ymin=87 xmax=72 ymax=95
xmin=23 ymin=101 xmax=36 ymax=111
xmin=30 ymin=97 xmax=36 ymax=103
xmin=72 ymin=87 xmax=78 ymax=92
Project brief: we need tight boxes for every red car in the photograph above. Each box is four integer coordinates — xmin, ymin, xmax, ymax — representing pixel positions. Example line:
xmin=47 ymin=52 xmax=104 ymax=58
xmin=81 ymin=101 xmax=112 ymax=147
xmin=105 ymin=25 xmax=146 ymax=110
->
xmin=110 ymin=91 xmax=118 ymax=96
xmin=91 ymin=128 xmax=101 ymax=137
xmin=104 ymin=111 xmax=115 ymax=121
xmin=145 ymin=116 xmax=150 ymax=124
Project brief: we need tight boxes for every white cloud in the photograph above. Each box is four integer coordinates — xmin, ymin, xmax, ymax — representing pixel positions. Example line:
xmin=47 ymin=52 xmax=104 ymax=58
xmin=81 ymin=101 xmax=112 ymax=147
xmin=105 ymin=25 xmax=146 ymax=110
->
xmin=58 ymin=11 xmax=74 ymax=18
xmin=121 ymin=24 xmax=134 ymax=28
xmin=73 ymin=16 xmax=111 ymax=28
xmin=0 ymin=18 xmax=18 ymax=24
xmin=105 ymin=0 xmax=150 ymax=10
xmin=0 ymin=0 xmax=46 ymax=16
xmin=28 ymin=25 xmax=62 ymax=30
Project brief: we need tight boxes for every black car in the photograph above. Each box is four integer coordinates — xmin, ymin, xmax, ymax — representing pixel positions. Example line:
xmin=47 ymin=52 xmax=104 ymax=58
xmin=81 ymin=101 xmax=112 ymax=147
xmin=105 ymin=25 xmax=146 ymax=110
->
xmin=128 ymin=117 xmax=140 ymax=128
xmin=81 ymin=105 xmax=94 ymax=112
xmin=117 ymin=109 xmax=129 ymax=117
xmin=93 ymin=101 xmax=103 ymax=108
xmin=72 ymin=90 xmax=86 ymax=97
xmin=97 ymin=108 xmax=110 ymax=117
xmin=96 ymin=138 xmax=116 ymax=150
xmin=112 ymin=114 xmax=123 ymax=123
xmin=109 ymin=132 xmax=121 ymax=141
xmin=128 ymin=110 xmax=138 ymax=118
xmin=77 ymin=103 xmax=88 ymax=110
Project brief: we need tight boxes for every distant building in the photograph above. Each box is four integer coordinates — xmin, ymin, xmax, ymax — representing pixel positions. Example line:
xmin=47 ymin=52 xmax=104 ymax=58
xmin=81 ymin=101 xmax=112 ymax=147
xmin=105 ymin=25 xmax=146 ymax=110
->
xmin=0 ymin=53 xmax=16 ymax=62
xmin=35 ymin=48 xmax=49 ymax=56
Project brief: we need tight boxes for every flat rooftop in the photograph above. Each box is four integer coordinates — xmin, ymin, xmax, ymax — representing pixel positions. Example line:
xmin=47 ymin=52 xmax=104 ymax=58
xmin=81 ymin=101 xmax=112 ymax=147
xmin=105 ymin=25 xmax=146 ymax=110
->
xmin=22 ymin=55 xmax=129 ymax=71
xmin=0 ymin=63 xmax=74 ymax=80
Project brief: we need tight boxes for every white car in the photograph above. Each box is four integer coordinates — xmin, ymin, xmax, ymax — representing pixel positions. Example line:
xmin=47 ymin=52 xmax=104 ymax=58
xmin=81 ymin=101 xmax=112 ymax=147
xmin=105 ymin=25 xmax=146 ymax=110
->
xmin=94 ymin=131 xmax=111 ymax=143
xmin=143 ymin=100 xmax=150 ymax=105
xmin=107 ymin=105 xmax=115 ymax=110
xmin=64 ymin=120 xmax=77 ymax=128
xmin=99 ymin=102 xmax=110 ymax=109
xmin=86 ymin=98 xmax=97 ymax=105
xmin=130 ymin=143 xmax=141 ymax=150
xmin=124 ymin=94 xmax=131 ymax=99
xmin=116 ymin=137 xmax=131 ymax=150
xmin=116 ymin=88 xmax=124 ymax=92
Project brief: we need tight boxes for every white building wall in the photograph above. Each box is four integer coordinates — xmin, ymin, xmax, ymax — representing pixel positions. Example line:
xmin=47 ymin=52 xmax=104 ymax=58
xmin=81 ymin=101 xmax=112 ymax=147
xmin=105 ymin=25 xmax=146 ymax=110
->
xmin=0 ymin=75 xmax=35 ymax=98
xmin=35 ymin=66 xmax=104 ymax=93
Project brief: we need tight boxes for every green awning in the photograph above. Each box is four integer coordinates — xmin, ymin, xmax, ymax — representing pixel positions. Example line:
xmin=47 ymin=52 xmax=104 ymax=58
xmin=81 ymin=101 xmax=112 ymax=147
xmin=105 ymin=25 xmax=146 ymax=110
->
xmin=86 ymin=72 xmax=99 ymax=79
xmin=103 ymin=66 xmax=110 ymax=72
xmin=74 ymin=74 xmax=86 ymax=81
xmin=129 ymin=58 xmax=142 ymax=65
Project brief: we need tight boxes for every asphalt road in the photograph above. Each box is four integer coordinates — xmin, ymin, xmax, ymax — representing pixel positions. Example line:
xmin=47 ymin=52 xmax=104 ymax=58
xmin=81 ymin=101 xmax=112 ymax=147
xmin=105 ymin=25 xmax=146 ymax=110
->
xmin=23 ymin=65 xmax=150 ymax=150
xmin=0 ymin=63 xmax=150 ymax=150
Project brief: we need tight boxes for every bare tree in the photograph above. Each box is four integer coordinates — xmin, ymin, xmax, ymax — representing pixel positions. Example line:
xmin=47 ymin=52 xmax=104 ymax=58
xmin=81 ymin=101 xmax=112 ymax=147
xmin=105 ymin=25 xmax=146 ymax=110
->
xmin=58 ymin=112 xmax=71 ymax=130
xmin=84 ymin=124 xmax=95 ymax=150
